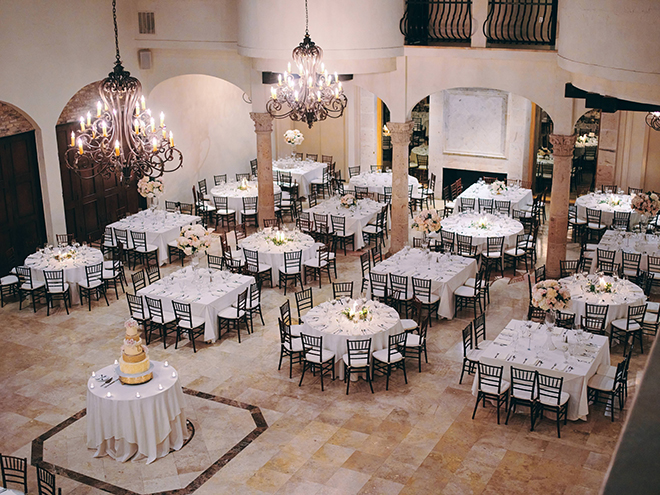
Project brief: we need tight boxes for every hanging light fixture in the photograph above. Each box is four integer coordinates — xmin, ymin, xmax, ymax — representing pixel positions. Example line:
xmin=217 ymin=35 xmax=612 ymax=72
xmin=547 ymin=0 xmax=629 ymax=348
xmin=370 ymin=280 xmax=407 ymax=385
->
xmin=646 ymin=112 xmax=660 ymax=131
xmin=266 ymin=0 xmax=347 ymax=128
xmin=65 ymin=0 xmax=182 ymax=185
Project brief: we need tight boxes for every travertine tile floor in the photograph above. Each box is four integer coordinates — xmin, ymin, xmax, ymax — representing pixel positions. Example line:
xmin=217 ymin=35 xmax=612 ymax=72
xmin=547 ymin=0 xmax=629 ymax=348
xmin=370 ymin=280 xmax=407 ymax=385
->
xmin=0 ymin=217 xmax=651 ymax=495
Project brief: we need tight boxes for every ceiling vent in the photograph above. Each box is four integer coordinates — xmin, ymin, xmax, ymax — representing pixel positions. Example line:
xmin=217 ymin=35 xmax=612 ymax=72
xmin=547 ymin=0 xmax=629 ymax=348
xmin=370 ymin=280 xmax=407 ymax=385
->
xmin=138 ymin=12 xmax=155 ymax=34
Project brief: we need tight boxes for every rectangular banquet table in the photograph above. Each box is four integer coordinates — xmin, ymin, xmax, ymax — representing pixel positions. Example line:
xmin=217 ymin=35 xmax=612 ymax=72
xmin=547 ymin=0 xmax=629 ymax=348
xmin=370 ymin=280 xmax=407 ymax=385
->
xmin=138 ymin=267 xmax=254 ymax=341
xmin=306 ymin=197 xmax=383 ymax=250
xmin=455 ymin=182 xmax=533 ymax=213
xmin=472 ymin=319 xmax=610 ymax=421
xmin=86 ymin=361 xmax=188 ymax=464
xmin=273 ymin=157 xmax=326 ymax=197
xmin=107 ymin=210 xmax=201 ymax=265
xmin=372 ymin=248 xmax=477 ymax=319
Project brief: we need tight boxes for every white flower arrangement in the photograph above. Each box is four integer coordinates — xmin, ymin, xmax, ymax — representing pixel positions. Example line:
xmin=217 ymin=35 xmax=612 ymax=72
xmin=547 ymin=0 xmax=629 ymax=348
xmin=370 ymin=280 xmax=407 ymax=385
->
xmin=53 ymin=247 xmax=77 ymax=261
xmin=137 ymin=176 xmax=164 ymax=198
xmin=470 ymin=217 xmax=490 ymax=230
xmin=176 ymin=224 xmax=213 ymax=256
xmin=340 ymin=194 xmax=357 ymax=208
xmin=490 ymin=180 xmax=507 ymax=195
xmin=412 ymin=209 xmax=442 ymax=234
xmin=284 ymin=129 xmax=304 ymax=146
xmin=630 ymin=191 xmax=660 ymax=217
xmin=531 ymin=280 xmax=571 ymax=311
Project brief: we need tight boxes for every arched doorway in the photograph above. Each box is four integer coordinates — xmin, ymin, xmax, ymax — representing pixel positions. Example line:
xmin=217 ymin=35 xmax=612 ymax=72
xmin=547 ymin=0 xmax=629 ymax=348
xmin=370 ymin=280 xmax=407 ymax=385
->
xmin=55 ymin=81 xmax=143 ymax=242
xmin=573 ymin=109 xmax=601 ymax=191
xmin=0 ymin=101 xmax=47 ymax=272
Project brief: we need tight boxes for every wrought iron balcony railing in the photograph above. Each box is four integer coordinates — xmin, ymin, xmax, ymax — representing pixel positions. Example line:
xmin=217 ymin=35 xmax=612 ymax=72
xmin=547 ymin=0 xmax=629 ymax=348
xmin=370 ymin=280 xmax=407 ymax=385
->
xmin=400 ymin=0 xmax=557 ymax=47
xmin=400 ymin=0 xmax=473 ymax=45
xmin=484 ymin=0 xmax=557 ymax=45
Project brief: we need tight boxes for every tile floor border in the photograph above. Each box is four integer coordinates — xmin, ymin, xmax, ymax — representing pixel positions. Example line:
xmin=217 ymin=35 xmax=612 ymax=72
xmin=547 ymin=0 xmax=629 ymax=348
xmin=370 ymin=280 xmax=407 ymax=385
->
xmin=30 ymin=388 xmax=268 ymax=495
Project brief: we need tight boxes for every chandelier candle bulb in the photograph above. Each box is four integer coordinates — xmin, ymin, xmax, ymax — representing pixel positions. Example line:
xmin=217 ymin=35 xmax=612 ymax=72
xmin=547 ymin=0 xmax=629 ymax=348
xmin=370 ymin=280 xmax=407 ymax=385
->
xmin=135 ymin=104 xmax=140 ymax=117
xmin=70 ymin=132 xmax=75 ymax=147
xmin=152 ymin=138 xmax=158 ymax=153
xmin=134 ymin=119 xmax=139 ymax=134
xmin=141 ymin=95 xmax=146 ymax=110
xmin=162 ymin=128 xmax=167 ymax=139
xmin=160 ymin=112 xmax=165 ymax=127
xmin=102 ymin=121 xmax=107 ymax=137
xmin=114 ymin=141 xmax=120 ymax=157
xmin=169 ymin=132 xmax=174 ymax=147
xmin=150 ymin=118 xmax=155 ymax=133
xmin=77 ymin=139 xmax=83 ymax=155
xmin=79 ymin=117 xmax=85 ymax=132
xmin=97 ymin=101 xmax=102 ymax=117
xmin=86 ymin=112 xmax=91 ymax=126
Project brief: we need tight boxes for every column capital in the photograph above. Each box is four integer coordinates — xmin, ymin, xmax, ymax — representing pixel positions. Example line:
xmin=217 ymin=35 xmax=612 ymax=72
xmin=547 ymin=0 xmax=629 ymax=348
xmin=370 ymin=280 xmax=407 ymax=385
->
xmin=250 ymin=112 xmax=274 ymax=133
xmin=387 ymin=121 xmax=414 ymax=146
xmin=549 ymin=133 xmax=576 ymax=157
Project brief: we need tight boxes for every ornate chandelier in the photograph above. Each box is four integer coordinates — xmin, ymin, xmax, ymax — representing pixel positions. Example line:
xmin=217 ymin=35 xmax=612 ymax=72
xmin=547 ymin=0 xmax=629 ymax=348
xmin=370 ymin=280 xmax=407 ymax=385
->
xmin=65 ymin=0 xmax=182 ymax=185
xmin=266 ymin=0 xmax=347 ymax=128
xmin=646 ymin=112 xmax=660 ymax=131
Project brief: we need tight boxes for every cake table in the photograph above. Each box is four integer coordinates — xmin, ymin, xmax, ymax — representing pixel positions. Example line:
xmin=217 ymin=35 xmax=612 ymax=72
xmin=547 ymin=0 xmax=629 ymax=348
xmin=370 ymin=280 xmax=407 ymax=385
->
xmin=86 ymin=361 xmax=188 ymax=464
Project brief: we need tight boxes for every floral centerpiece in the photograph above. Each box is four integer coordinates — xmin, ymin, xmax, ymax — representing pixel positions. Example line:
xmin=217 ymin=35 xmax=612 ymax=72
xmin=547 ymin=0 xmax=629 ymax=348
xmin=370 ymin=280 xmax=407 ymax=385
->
xmin=266 ymin=230 xmax=290 ymax=246
xmin=490 ymin=180 xmax=507 ymax=195
xmin=53 ymin=247 xmax=77 ymax=261
xmin=470 ymin=217 xmax=490 ymax=230
xmin=412 ymin=209 xmax=442 ymax=233
xmin=631 ymin=191 xmax=660 ymax=217
xmin=342 ymin=301 xmax=372 ymax=323
xmin=137 ymin=176 xmax=164 ymax=198
xmin=587 ymin=278 xmax=615 ymax=294
xmin=284 ymin=129 xmax=304 ymax=157
xmin=600 ymin=195 xmax=622 ymax=207
xmin=237 ymin=177 xmax=250 ymax=191
xmin=340 ymin=194 xmax=357 ymax=208
xmin=531 ymin=280 xmax=571 ymax=311
xmin=176 ymin=224 xmax=213 ymax=256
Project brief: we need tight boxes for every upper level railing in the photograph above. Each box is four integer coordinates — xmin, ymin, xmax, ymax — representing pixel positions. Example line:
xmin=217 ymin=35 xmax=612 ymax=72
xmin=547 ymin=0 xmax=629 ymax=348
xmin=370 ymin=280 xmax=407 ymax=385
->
xmin=400 ymin=0 xmax=557 ymax=47
xmin=484 ymin=0 xmax=557 ymax=45
xmin=400 ymin=0 xmax=473 ymax=45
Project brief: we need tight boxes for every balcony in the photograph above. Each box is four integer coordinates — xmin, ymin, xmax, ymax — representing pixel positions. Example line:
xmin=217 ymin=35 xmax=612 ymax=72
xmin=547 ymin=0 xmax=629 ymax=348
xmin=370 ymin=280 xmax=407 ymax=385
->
xmin=401 ymin=0 xmax=557 ymax=47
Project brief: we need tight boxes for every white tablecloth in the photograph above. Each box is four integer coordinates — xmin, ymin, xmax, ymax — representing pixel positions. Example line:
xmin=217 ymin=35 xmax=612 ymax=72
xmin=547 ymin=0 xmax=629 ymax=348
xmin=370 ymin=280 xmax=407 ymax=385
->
xmin=138 ymin=267 xmax=254 ymax=341
xmin=575 ymin=192 xmax=639 ymax=227
xmin=86 ymin=361 xmax=188 ymax=464
xmin=24 ymin=246 xmax=104 ymax=304
xmin=210 ymin=180 xmax=282 ymax=222
xmin=302 ymin=299 xmax=404 ymax=380
xmin=238 ymin=230 xmax=319 ymax=284
xmin=107 ymin=210 xmax=200 ymax=265
xmin=589 ymin=230 xmax=660 ymax=273
xmin=306 ymin=197 xmax=383 ymax=250
xmin=273 ymin=157 xmax=326 ymax=197
xmin=349 ymin=171 xmax=420 ymax=197
xmin=559 ymin=274 xmax=646 ymax=326
xmin=455 ymin=182 xmax=532 ymax=213
xmin=473 ymin=320 xmax=610 ymax=421
xmin=372 ymin=248 xmax=477 ymax=319
xmin=439 ymin=212 xmax=524 ymax=251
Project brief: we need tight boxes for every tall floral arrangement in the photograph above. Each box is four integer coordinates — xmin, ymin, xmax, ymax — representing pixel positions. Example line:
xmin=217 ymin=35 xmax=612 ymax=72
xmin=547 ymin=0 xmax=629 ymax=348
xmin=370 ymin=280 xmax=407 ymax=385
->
xmin=176 ymin=224 xmax=213 ymax=256
xmin=631 ymin=191 xmax=660 ymax=217
xmin=531 ymin=280 xmax=571 ymax=311
xmin=137 ymin=176 xmax=164 ymax=198
xmin=490 ymin=180 xmax=507 ymax=195
xmin=284 ymin=129 xmax=304 ymax=146
xmin=412 ymin=209 xmax=442 ymax=234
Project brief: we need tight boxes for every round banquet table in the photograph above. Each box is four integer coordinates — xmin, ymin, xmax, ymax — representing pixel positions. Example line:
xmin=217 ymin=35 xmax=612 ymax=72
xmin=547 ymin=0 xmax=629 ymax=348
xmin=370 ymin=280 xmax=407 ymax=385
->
xmin=210 ymin=180 xmax=281 ymax=222
xmin=273 ymin=157 xmax=326 ymax=197
xmin=438 ymin=212 xmax=524 ymax=251
xmin=306 ymin=197 xmax=384 ymax=250
xmin=238 ymin=229 xmax=319 ymax=284
xmin=86 ymin=361 xmax=188 ymax=464
xmin=24 ymin=246 xmax=104 ymax=304
xmin=302 ymin=299 xmax=404 ymax=380
xmin=575 ymin=192 xmax=639 ymax=227
xmin=349 ymin=171 xmax=420 ymax=196
xmin=559 ymin=274 xmax=646 ymax=327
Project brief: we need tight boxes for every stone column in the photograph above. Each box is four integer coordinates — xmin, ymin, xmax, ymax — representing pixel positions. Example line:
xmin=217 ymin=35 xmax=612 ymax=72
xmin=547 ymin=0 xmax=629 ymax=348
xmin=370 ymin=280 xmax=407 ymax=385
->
xmin=546 ymin=133 xmax=576 ymax=278
xmin=387 ymin=121 xmax=414 ymax=254
xmin=249 ymin=112 xmax=275 ymax=228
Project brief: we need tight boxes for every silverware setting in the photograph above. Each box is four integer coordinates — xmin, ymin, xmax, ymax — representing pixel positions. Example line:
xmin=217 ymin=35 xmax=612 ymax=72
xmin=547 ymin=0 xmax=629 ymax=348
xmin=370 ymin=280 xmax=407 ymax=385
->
xmin=102 ymin=377 xmax=118 ymax=388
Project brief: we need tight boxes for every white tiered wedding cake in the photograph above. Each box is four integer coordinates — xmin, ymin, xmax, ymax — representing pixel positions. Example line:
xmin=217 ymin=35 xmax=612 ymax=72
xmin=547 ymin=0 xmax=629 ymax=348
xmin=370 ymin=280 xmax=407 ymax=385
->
xmin=118 ymin=319 xmax=152 ymax=385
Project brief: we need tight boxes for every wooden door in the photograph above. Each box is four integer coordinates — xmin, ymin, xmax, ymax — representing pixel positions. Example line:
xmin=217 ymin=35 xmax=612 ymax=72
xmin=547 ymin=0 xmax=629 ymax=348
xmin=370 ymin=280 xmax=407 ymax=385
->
xmin=56 ymin=122 xmax=143 ymax=242
xmin=0 ymin=131 xmax=47 ymax=273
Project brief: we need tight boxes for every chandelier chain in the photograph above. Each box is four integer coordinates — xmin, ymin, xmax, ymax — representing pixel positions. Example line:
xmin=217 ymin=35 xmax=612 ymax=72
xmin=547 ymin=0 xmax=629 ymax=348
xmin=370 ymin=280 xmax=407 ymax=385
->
xmin=112 ymin=0 xmax=121 ymax=64
xmin=304 ymin=0 xmax=309 ymax=35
